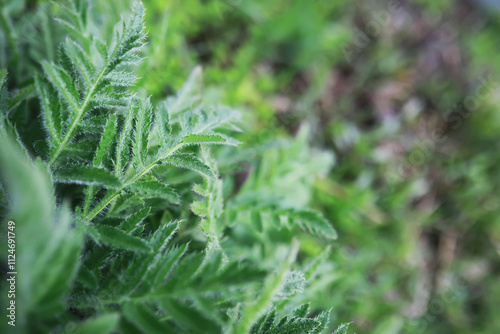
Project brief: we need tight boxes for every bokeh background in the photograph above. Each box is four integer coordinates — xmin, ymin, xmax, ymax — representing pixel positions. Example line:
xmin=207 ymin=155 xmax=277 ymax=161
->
xmin=2 ymin=0 xmax=500 ymax=333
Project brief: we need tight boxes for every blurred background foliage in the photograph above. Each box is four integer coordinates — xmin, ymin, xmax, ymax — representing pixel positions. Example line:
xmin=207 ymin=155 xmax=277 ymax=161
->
xmin=2 ymin=0 xmax=500 ymax=333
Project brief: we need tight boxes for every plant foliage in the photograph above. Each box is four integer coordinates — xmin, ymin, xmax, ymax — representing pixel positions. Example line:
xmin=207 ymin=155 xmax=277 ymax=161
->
xmin=0 ymin=1 xmax=341 ymax=333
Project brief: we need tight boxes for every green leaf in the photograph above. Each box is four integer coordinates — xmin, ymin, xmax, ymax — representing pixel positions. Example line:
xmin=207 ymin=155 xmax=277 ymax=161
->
xmin=83 ymin=114 xmax=118 ymax=214
xmin=277 ymin=271 xmax=306 ymax=299
xmin=54 ymin=18 xmax=88 ymax=46
xmin=148 ymin=220 xmax=181 ymax=251
xmin=312 ymin=310 xmax=331 ymax=334
xmin=46 ymin=0 xmax=147 ymax=168
xmin=127 ymin=181 xmax=179 ymax=204
xmin=166 ymin=153 xmax=215 ymax=178
xmin=41 ymin=61 xmax=80 ymax=114
xmin=63 ymin=38 xmax=96 ymax=86
xmin=155 ymin=102 xmax=171 ymax=145
xmin=103 ymin=70 xmax=137 ymax=87
xmin=64 ymin=140 xmax=94 ymax=160
xmin=54 ymin=165 xmax=122 ymax=188
xmin=94 ymin=114 xmax=117 ymax=168
xmin=334 ymin=322 xmax=352 ymax=334
xmin=267 ymin=318 xmax=321 ymax=334
xmin=108 ymin=193 xmax=146 ymax=216
xmin=290 ymin=209 xmax=337 ymax=240
xmin=253 ymin=304 xmax=328 ymax=334
xmin=107 ymin=1 xmax=146 ymax=70
xmin=121 ymin=207 xmax=151 ymax=232
xmin=116 ymin=101 xmax=135 ymax=175
xmin=151 ymin=244 xmax=188 ymax=287
xmin=253 ymin=308 xmax=276 ymax=333
xmin=78 ymin=115 xmax=109 ymax=134
xmin=132 ymin=98 xmax=153 ymax=166
xmin=90 ymin=92 xmax=130 ymax=109
xmin=191 ymin=201 xmax=209 ymax=217
xmin=180 ymin=133 xmax=227 ymax=146
xmin=35 ymin=75 xmax=62 ymax=143
xmin=292 ymin=304 xmax=310 ymax=318
xmin=91 ymin=225 xmax=151 ymax=253
xmin=262 ymin=309 xmax=278 ymax=332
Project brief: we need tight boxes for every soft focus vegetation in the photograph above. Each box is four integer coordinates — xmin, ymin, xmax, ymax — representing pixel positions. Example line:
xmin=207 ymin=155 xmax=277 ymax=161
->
xmin=1 ymin=0 xmax=500 ymax=333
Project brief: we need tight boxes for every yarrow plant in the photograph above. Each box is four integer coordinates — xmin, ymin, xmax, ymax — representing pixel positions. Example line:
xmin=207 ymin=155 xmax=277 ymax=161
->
xmin=0 ymin=1 xmax=348 ymax=333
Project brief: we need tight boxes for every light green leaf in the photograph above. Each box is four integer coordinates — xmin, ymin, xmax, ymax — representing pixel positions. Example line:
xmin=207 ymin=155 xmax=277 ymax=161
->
xmin=334 ymin=322 xmax=352 ymax=334
xmin=181 ymin=133 xmax=227 ymax=146
xmin=290 ymin=209 xmax=337 ymax=240
xmin=191 ymin=201 xmax=209 ymax=217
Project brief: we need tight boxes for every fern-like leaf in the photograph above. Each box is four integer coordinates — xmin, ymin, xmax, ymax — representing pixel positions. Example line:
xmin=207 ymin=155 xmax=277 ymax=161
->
xmin=43 ymin=1 xmax=147 ymax=168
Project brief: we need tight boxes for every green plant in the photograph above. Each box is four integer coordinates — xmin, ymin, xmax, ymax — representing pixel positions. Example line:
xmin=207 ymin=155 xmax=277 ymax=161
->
xmin=0 ymin=1 xmax=346 ymax=333
xmin=127 ymin=0 xmax=500 ymax=333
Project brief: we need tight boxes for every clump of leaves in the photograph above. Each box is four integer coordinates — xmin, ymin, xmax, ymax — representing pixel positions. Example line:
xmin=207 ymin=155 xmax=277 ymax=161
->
xmin=0 ymin=1 xmax=341 ymax=333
